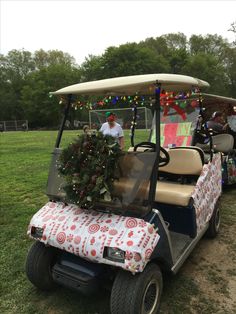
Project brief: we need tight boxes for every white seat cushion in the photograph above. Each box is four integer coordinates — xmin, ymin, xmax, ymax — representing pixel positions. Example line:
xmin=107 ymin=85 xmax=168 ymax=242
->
xmin=155 ymin=181 xmax=195 ymax=206
xmin=113 ymin=178 xmax=195 ymax=207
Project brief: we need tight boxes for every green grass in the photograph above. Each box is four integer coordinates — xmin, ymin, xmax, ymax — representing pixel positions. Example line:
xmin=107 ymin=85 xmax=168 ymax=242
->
xmin=0 ymin=130 xmax=236 ymax=314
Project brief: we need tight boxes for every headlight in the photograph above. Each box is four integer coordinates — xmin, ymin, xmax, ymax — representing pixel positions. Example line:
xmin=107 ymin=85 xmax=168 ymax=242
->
xmin=104 ymin=247 xmax=125 ymax=263
xmin=31 ymin=226 xmax=44 ymax=239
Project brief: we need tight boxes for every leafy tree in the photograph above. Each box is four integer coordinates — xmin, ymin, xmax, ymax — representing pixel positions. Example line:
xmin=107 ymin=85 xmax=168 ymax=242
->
xmin=0 ymin=50 xmax=35 ymax=120
xmin=80 ymin=55 xmax=104 ymax=81
xmin=228 ymin=21 xmax=236 ymax=46
xmin=1 ymin=49 xmax=35 ymax=80
xmin=189 ymin=34 xmax=228 ymax=61
xmin=140 ymin=37 xmax=169 ymax=57
xmin=224 ymin=22 xmax=236 ymax=96
xmin=34 ymin=49 xmax=76 ymax=69
xmin=161 ymin=33 xmax=187 ymax=50
xmin=0 ymin=49 xmax=81 ymax=127
xmin=141 ymin=34 xmax=189 ymax=74
xmin=102 ymin=43 xmax=170 ymax=77
xmin=182 ymin=52 xmax=227 ymax=95
xmin=20 ymin=63 xmax=81 ymax=128
xmin=223 ymin=47 xmax=236 ymax=97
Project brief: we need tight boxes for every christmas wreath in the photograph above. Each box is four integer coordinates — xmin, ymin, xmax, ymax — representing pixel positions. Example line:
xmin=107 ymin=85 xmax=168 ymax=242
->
xmin=58 ymin=132 xmax=123 ymax=208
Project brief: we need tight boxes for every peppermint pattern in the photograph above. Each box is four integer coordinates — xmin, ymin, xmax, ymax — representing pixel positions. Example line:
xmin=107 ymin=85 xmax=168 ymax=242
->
xmin=27 ymin=202 xmax=160 ymax=273
xmin=192 ymin=153 xmax=222 ymax=233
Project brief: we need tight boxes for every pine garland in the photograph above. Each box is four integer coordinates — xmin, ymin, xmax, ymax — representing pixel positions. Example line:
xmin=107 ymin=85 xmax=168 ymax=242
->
xmin=58 ymin=132 xmax=123 ymax=208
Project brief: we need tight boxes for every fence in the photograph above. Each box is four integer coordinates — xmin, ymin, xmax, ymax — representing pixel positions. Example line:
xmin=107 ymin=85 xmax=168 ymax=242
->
xmin=0 ymin=120 xmax=28 ymax=131
xmin=89 ymin=107 xmax=152 ymax=130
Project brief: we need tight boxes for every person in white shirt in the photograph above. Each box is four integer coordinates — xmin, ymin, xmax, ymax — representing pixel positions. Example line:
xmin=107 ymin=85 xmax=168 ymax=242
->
xmin=100 ymin=112 xmax=124 ymax=149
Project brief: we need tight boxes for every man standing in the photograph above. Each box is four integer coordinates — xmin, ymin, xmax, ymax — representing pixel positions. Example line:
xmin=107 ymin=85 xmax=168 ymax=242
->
xmin=100 ymin=112 xmax=124 ymax=150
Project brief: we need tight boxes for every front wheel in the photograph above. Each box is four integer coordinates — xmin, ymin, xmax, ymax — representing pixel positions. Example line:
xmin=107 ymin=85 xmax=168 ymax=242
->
xmin=110 ymin=263 xmax=163 ymax=314
xmin=25 ymin=241 xmax=58 ymax=290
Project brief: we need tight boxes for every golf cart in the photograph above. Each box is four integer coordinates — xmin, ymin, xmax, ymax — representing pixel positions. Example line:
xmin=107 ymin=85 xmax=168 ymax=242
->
xmin=26 ymin=74 xmax=222 ymax=314
xmin=195 ymin=93 xmax=236 ymax=186
xmin=152 ymin=90 xmax=236 ymax=185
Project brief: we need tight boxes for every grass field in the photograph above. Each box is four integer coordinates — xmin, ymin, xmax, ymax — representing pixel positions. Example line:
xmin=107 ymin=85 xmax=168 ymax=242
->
xmin=0 ymin=130 xmax=236 ymax=314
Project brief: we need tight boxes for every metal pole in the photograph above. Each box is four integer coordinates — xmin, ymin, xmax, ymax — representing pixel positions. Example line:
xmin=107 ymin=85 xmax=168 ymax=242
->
xmin=130 ymin=105 xmax=137 ymax=147
xmin=148 ymin=83 xmax=161 ymax=208
xmin=89 ymin=110 xmax=92 ymax=129
xmin=145 ymin=107 xmax=148 ymax=130
xmin=55 ymin=94 xmax=72 ymax=148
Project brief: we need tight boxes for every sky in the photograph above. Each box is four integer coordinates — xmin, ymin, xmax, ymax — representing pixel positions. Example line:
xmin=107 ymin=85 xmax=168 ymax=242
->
xmin=1 ymin=0 xmax=236 ymax=65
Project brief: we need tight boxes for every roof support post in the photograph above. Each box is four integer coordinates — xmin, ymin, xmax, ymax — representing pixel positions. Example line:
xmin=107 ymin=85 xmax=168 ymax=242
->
xmin=148 ymin=83 xmax=161 ymax=208
xmin=55 ymin=94 xmax=72 ymax=148
xmin=130 ymin=104 xmax=138 ymax=147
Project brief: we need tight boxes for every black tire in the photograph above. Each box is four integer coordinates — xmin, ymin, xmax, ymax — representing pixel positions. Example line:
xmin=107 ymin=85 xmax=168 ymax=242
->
xmin=25 ymin=241 xmax=58 ymax=290
xmin=110 ymin=263 xmax=163 ymax=314
xmin=206 ymin=202 xmax=220 ymax=238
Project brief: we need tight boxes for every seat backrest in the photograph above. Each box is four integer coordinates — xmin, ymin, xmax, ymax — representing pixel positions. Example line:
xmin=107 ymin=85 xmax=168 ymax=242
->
xmin=212 ymin=134 xmax=234 ymax=153
xmin=160 ymin=147 xmax=204 ymax=175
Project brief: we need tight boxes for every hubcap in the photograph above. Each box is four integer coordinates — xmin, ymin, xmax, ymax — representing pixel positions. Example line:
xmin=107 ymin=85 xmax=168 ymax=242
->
xmin=142 ymin=279 xmax=159 ymax=314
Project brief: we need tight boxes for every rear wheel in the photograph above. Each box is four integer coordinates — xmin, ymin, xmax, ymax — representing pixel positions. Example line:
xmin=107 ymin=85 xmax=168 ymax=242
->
xmin=110 ymin=263 xmax=163 ymax=314
xmin=206 ymin=202 xmax=220 ymax=238
xmin=25 ymin=241 xmax=58 ymax=290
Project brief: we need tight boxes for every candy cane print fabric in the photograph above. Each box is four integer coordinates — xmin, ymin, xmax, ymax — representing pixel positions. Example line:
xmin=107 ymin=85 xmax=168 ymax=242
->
xmin=27 ymin=202 xmax=160 ymax=273
xmin=192 ymin=153 xmax=222 ymax=233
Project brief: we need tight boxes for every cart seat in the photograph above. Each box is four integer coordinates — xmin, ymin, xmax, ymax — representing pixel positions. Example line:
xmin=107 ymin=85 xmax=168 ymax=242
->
xmin=196 ymin=133 xmax=234 ymax=154
xmin=155 ymin=181 xmax=195 ymax=206
xmin=212 ymin=134 xmax=234 ymax=153
xmin=113 ymin=179 xmax=195 ymax=207
xmin=160 ymin=147 xmax=204 ymax=175
xmin=157 ymin=147 xmax=203 ymax=205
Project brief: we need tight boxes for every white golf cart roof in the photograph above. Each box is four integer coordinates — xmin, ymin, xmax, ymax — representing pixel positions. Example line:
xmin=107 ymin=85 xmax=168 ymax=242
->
xmin=52 ymin=73 xmax=209 ymax=96
xmin=202 ymin=93 xmax=236 ymax=105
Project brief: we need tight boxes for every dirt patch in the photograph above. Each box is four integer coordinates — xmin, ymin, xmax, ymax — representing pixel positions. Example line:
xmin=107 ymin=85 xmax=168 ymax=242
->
xmin=183 ymin=213 xmax=236 ymax=313
xmin=160 ymin=189 xmax=236 ymax=314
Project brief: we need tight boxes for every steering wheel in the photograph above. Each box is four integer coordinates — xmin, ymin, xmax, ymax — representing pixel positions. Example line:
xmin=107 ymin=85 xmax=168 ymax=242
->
xmin=133 ymin=141 xmax=156 ymax=152
xmin=133 ymin=142 xmax=170 ymax=167
xmin=159 ymin=146 xmax=170 ymax=167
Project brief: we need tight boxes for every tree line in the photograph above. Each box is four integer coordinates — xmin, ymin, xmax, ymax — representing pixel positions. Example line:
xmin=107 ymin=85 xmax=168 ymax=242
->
xmin=0 ymin=31 xmax=236 ymax=128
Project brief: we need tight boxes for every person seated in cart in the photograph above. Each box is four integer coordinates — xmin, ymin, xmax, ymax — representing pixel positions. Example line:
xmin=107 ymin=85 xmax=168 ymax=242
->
xmin=207 ymin=111 xmax=228 ymax=133
xmin=227 ymin=106 xmax=236 ymax=148
xmin=207 ymin=110 xmax=236 ymax=150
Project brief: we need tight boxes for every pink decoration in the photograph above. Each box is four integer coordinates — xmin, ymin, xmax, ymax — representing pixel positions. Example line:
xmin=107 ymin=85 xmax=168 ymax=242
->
xmin=27 ymin=202 xmax=160 ymax=273
xmin=192 ymin=153 xmax=222 ymax=233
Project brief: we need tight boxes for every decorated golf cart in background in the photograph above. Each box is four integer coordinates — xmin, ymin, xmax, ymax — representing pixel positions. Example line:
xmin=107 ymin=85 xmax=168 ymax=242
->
xmin=26 ymin=74 xmax=224 ymax=314
xmin=149 ymin=90 xmax=236 ymax=186
xmin=196 ymin=93 xmax=236 ymax=186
